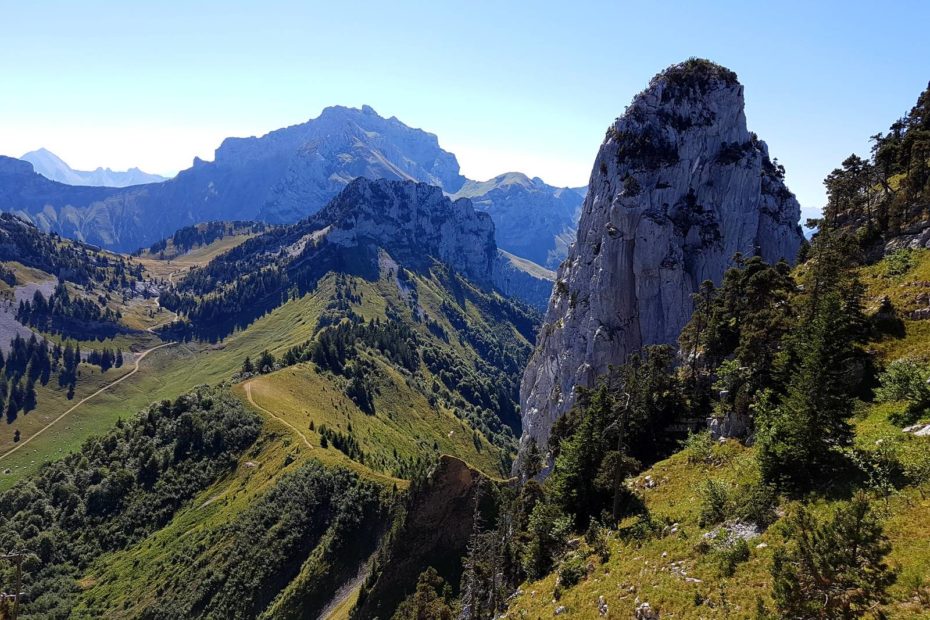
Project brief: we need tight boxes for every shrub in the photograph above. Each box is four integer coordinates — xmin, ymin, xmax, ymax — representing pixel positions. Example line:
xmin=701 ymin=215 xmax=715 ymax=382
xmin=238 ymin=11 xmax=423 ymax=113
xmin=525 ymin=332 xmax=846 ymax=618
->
xmin=683 ymin=430 xmax=715 ymax=465
xmin=733 ymin=480 xmax=778 ymax=527
xmin=699 ymin=480 xmax=730 ymax=527
xmin=771 ymin=494 xmax=896 ymax=618
xmin=585 ymin=519 xmax=611 ymax=563
xmin=882 ymin=248 xmax=917 ymax=277
xmin=876 ymin=358 xmax=930 ymax=424
xmin=557 ymin=552 xmax=587 ymax=589
xmin=714 ymin=538 xmax=750 ymax=577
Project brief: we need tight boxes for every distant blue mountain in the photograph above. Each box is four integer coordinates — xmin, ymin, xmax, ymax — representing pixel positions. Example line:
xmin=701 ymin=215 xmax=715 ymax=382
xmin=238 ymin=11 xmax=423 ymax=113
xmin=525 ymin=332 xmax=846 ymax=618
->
xmin=20 ymin=148 xmax=168 ymax=187
xmin=1 ymin=107 xmax=581 ymax=266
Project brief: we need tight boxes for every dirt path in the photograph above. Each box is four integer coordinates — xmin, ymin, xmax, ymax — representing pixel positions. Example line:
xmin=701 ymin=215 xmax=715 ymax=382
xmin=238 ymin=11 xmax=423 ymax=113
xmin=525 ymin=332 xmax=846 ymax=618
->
xmin=0 ymin=340 xmax=177 ymax=463
xmin=319 ymin=565 xmax=369 ymax=620
xmin=243 ymin=382 xmax=313 ymax=450
xmin=0 ymin=263 xmax=192 ymax=463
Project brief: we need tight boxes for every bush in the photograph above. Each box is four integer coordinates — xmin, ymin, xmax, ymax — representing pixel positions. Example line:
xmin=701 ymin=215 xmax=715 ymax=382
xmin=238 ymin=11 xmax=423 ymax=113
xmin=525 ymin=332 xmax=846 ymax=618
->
xmin=882 ymin=248 xmax=917 ymax=277
xmin=522 ymin=502 xmax=570 ymax=580
xmin=901 ymin=440 xmax=930 ymax=498
xmin=771 ymin=494 xmax=896 ymax=618
xmin=585 ymin=519 xmax=611 ymax=563
xmin=700 ymin=478 xmax=777 ymax=528
xmin=557 ymin=552 xmax=587 ymax=588
xmin=699 ymin=480 xmax=730 ymax=527
xmin=733 ymin=481 xmax=778 ymax=527
xmin=683 ymin=430 xmax=715 ymax=465
xmin=876 ymin=358 xmax=930 ymax=424
xmin=714 ymin=538 xmax=750 ymax=577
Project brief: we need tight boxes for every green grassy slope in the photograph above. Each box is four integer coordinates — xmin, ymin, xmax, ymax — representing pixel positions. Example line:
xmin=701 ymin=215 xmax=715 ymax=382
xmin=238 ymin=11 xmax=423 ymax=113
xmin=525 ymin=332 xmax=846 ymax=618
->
xmin=19 ymin=253 xmax=532 ymax=616
xmin=505 ymin=249 xmax=930 ymax=619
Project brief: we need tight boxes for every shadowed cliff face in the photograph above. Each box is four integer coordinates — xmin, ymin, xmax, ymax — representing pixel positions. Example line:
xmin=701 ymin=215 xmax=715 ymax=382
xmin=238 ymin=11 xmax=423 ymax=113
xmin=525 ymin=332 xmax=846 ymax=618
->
xmin=518 ymin=60 xmax=804 ymax=466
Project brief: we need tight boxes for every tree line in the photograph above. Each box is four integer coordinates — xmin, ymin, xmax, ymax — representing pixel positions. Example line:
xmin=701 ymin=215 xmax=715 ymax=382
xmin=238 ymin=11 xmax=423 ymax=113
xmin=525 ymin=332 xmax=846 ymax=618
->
xmin=824 ymin=81 xmax=930 ymax=247
xmin=17 ymin=282 xmax=122 ymax=337
xmin=2 ymin=334 xmax=124 ymax=426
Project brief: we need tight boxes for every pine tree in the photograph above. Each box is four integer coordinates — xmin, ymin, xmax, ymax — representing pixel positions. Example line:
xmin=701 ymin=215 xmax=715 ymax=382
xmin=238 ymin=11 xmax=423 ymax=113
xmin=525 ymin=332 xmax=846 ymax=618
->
xmin=771 ymin=494 xmax=896 ymax=618
xmin=756 ymin=231 xmax=864 ymax=490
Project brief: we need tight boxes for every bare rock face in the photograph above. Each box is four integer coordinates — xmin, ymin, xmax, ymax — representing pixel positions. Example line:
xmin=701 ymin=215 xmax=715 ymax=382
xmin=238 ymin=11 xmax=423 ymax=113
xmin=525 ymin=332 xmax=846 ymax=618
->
xmin=320 ymin=178 xmax=496 ymax=286
xmin=518 ymin=60 xmax=803 ymax=464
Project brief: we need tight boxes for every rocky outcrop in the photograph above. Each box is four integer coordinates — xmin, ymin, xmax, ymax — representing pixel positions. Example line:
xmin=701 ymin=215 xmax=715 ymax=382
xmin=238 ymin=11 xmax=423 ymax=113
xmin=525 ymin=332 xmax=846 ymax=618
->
xmin=454 ymin=173 xmax=584 ymax=268
xmin=317 ymin=178 xmax=495 ymax=285
xmin=2 ymin=107 xmax=468 ymax=251
xmin=307 ymin=179 xmax=552 ymax=309
xmin=3 ymin=108 xmax=583 ymax=262
xmin=347 ymin=455 xmax=488 ymax=620
xmin=518 ymin=60 xmax=804 ymax=464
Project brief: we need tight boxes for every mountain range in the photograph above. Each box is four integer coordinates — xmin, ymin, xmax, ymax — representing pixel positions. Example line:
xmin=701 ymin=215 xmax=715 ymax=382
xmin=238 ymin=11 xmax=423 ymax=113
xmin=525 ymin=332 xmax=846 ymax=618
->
xmin=2 ymin=57 xmax=928 ymax=620
xmin=20 ymin=148 xmax=168 ymax=187
xmin=2 ymin=106 xmax=583 ymax=267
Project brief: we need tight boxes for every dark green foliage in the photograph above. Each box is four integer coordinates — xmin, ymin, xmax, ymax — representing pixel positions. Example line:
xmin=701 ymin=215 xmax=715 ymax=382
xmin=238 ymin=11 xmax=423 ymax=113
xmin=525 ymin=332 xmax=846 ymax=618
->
xmin=547 ymin=345 xmax=684 ymax=528
xmin=1 ymin=334 xmax=54 ymax=422
xmin=0 ymin=213 xmax=143 ymax=288
xmin=521 ymin=500 xmax=570 ymax=580
xmin=713 ymin=538 xmax=750 ymax=578
xmin=823 ymin=81 xmax=930 ymax=248
xmin=0 ymin=387 xmax=261 ymax=618
xmin=679 ymin=255 xmax=796 ymax=422
xmin=240 ymin=355 xmax=254 ymax=375
xmin=319 ymin=424 xmax=365 ymax=462
xmin=771 ymin=494 xmax=896 ymax=619
xmin=17 ymin=283 xmax=123 ymax=338
xmin=0 ymin=264 xmax=16 ymax=286
xmin=85 ymin=347 xmax=121 ymax=372
xmin=615 ymin=124 xmax=679 ymax=170
xmin=392 ymin=567 xmax=455 ymax=620
xmin=756 ymin=232 xmax=866 ymax=491
xmin=142 ymin=461 xmax=387 ymax=620
xmin=699 ymin=479 xmax=777 ymax=528
xmin=353 ymin=458 xmax=488 ymax=620
xmin=875 ymin=358 xmax=930 ymax=424
xmin=144 ymin=221 xmax=267 ymax=255
xmin=699 ymin=480 xmax=730 ymax=527
xmin=656 ymin=58 xmax=739 ymax=103
xmin=557 ymin=552 xmax=587 ymax=588
xmin=345 ymin=372 xmax=375 ymax=414
xmin=256 ymin=348 xmax=276 ymax=373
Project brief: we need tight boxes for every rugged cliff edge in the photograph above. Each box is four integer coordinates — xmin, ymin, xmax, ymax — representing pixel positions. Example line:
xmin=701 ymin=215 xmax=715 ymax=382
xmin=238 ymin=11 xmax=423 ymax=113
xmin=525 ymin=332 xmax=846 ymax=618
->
xmin=315 ymin=179 xmax=553 ymax=310
xmin=518 ymin=60 xmax=804 ymax=465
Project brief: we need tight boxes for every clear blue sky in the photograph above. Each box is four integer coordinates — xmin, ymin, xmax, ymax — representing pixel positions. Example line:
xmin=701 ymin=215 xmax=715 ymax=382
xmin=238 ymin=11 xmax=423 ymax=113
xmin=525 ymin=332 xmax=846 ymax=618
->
xmin=1 ymin=1 xmax=928 ymax=221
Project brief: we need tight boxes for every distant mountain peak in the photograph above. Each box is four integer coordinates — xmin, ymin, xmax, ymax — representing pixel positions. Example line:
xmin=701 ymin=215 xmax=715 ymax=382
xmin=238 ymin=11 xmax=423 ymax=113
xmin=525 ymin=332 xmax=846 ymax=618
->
xmin=19 ymin=148 xmax=168 ymax=188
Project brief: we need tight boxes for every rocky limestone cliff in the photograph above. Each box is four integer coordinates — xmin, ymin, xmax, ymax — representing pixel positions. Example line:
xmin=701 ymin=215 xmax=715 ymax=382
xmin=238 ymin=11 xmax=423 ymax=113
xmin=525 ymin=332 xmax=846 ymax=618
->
xmin=316 ymin=178 xmax=495 ymax=285
xmin=518 ymin=60 xmax=804 ymax=464
xmin=307 ymin=178 xmax=552 ymax=309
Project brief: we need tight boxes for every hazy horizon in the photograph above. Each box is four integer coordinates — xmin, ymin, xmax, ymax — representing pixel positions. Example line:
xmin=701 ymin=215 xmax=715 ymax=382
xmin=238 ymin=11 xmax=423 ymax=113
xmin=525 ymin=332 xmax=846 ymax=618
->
xmin=3 ymin=1 xmax=929 ymax=222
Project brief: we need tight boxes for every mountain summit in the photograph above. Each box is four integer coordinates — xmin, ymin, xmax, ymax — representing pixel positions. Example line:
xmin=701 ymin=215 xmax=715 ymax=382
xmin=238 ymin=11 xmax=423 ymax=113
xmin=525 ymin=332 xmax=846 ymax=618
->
xmin=1 ymin=107 xmax=573 ymax=262
xmin=518 ymin=59 xmax=804 ymax=462
xmin=454 ymin=172 xmax=583 ymax=268
xmin=20 ymin=148 xmax=168 ymax=187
